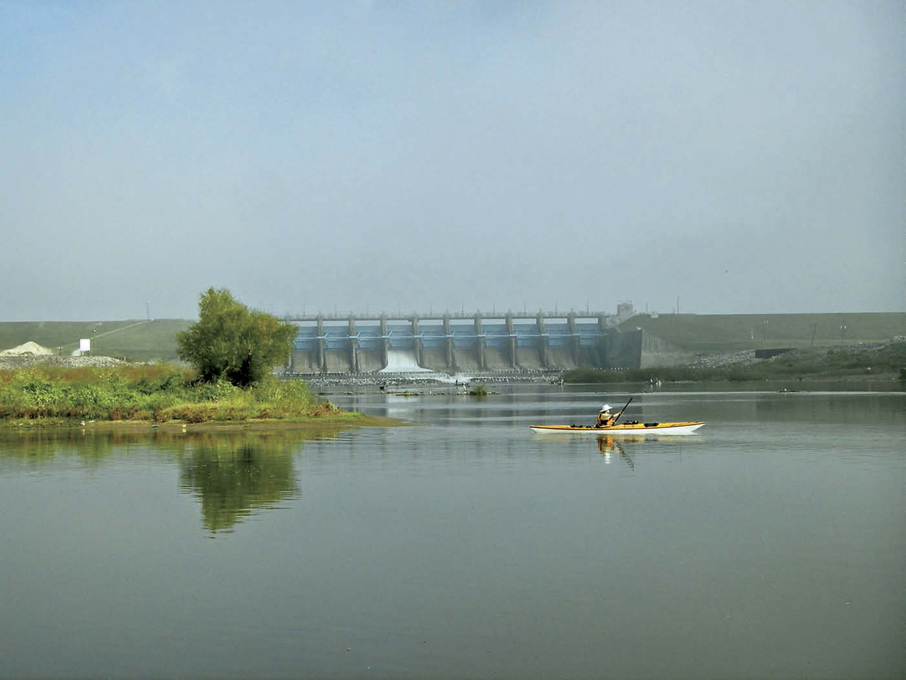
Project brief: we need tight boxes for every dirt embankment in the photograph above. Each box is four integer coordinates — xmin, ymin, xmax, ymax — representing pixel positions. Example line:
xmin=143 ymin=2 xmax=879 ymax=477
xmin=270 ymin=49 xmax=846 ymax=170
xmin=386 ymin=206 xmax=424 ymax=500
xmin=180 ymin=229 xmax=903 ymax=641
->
xmin=687 ymin=340 xmax=906 ymax=379
xmin=0 ymin=340 xmax=129 ymax=370
xmin=0 ymin=355 xmax=128 ymax=370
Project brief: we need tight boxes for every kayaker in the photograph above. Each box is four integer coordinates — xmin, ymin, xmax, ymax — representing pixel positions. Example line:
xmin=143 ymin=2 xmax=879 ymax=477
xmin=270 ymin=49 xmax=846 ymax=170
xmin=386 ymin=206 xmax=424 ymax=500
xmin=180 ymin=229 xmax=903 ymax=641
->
xmin=596 ymin=404 xmax=616 ymax=428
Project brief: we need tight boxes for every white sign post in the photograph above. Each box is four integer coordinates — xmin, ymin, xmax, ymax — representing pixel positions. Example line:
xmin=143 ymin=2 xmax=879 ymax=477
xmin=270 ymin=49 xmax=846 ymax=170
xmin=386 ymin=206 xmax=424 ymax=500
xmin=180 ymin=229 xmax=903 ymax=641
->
xmin=79 ymin=338 xmax=91 ymax=355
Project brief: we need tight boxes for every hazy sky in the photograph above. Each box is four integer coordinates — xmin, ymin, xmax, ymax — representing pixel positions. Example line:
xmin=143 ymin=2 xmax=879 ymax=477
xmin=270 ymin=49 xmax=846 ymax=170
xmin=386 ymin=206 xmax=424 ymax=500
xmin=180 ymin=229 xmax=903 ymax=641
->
xmin=2 ymin=1 xmax=903 ymax=321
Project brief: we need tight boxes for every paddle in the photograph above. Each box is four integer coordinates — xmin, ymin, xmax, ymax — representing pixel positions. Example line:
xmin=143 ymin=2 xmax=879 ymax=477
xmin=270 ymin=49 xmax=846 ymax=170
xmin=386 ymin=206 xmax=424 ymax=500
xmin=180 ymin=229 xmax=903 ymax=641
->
xmin=611 ymin=397 xmax=633 ymax=426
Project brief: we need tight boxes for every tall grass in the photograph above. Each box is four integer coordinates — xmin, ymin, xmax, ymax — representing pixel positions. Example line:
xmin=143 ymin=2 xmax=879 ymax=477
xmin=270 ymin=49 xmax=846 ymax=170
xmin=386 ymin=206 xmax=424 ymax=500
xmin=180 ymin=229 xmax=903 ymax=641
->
xmin=0 ymin=364 xmax=335 ymax=424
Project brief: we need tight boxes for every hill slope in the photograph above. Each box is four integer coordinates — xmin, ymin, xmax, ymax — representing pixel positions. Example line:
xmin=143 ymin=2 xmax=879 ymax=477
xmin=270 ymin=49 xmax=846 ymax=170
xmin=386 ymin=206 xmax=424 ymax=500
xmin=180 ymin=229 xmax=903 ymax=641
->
xmin=0 ymin=319 xmax=191 ymax=361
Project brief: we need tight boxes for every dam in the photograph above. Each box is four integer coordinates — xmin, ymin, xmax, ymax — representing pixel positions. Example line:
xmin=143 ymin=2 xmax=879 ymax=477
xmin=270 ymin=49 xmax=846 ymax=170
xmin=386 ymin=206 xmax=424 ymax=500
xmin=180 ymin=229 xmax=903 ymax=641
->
xmin=286 ymin=311 xmax=635 ymax=375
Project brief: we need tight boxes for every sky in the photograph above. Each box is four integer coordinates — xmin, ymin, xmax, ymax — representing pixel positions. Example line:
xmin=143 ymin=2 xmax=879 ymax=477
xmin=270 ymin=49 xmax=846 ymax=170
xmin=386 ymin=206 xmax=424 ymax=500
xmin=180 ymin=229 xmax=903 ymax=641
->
xmin=1 ymin=0 xmax=904 ymax=321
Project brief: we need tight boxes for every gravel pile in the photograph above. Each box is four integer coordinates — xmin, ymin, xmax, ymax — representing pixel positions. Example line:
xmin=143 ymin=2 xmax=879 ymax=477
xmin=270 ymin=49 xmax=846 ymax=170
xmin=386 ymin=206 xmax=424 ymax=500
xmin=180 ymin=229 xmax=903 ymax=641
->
xmin=687 ymin=350 xmax=762 ymax=369
xmin=0 ymin=341 xmax=55 ymax=357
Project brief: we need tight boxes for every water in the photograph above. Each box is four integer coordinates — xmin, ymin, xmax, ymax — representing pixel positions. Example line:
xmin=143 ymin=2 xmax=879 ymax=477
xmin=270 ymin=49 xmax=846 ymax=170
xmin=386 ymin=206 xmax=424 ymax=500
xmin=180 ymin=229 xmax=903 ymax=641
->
xmin=379 ymin=350 xmax=433 ymax=373
xmin=1 ymin=384 xmax=904 ymax=679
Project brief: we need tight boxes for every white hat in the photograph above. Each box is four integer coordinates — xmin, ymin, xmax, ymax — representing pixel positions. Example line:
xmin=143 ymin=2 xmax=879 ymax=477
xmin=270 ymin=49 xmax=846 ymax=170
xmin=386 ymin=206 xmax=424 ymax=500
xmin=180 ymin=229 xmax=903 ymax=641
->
xmin=600 ymin=404 xmax=612 ymax=412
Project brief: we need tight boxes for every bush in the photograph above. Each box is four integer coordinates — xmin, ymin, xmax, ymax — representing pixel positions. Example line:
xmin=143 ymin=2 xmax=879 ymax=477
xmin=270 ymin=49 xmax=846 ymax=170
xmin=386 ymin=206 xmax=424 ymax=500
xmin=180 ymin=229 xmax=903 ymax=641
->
xmin=176 ymin=288 xmax=297 ymax=387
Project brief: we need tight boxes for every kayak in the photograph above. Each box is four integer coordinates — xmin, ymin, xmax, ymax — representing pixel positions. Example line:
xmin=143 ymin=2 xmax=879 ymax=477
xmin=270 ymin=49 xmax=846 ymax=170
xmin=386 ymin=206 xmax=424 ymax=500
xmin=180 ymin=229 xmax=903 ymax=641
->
xmin=529 ymin=421 xmax=705 ymax=435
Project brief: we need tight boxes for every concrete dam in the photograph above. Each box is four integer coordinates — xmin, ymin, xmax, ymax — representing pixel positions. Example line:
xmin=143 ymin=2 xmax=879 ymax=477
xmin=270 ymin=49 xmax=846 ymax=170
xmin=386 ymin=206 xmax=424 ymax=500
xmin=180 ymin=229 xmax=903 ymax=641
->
xmin=286 ymin=311 xmax=647 ymax=375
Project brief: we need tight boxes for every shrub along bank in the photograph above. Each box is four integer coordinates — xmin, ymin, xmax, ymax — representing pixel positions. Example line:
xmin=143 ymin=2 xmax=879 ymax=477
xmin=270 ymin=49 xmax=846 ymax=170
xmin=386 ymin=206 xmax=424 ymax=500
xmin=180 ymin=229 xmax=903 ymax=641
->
xmin=0 ymin=364 xmax=352 ymax=425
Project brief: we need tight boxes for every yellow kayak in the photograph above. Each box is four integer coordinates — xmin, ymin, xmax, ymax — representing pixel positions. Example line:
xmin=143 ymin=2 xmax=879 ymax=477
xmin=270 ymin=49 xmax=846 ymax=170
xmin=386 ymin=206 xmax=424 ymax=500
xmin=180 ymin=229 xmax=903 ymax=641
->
xmin=530 ymin=421 xmax=705 ymax=435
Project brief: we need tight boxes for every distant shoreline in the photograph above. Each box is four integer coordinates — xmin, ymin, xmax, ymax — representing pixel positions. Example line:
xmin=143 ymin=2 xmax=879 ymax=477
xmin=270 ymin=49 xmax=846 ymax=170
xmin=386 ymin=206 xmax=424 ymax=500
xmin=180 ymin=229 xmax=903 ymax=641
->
xmin=1 ymin=341 xmax=903 ymax=430
xmin=1 ymin=414 xmax=409 ymax=431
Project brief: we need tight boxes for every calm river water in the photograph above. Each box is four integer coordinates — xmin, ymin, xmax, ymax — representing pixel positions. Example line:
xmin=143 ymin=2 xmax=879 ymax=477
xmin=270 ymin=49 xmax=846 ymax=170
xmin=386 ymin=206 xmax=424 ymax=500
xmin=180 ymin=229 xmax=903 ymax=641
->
xmin=1 ymin=383 xmax=904 ymax=679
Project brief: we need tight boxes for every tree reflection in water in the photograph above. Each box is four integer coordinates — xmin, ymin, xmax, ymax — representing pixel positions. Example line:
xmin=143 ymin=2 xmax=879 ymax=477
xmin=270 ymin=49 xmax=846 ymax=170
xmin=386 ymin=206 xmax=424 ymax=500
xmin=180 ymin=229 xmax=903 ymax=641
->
xmin=1 ymin=426 xmax=343 ymax=534
xmin=178 ymin=434 xmax=299 ymax=533
xmin=177 ymin=429 xmax=340 ymax=534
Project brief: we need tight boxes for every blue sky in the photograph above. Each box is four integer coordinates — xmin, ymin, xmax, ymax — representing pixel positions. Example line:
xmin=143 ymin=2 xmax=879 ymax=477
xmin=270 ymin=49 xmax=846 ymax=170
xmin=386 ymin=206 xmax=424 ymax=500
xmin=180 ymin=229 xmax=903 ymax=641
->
xmin=1 ymin=0 xmax=903 ymax=320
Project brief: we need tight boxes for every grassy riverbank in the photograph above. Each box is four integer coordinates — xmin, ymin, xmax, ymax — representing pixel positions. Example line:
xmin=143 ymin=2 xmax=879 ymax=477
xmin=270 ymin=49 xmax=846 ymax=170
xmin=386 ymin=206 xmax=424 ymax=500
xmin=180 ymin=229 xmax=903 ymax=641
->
xmin=0 ymin=363 xmax=365 ymax=427
xmin=562 ymin=341 xmax=906 ymax=384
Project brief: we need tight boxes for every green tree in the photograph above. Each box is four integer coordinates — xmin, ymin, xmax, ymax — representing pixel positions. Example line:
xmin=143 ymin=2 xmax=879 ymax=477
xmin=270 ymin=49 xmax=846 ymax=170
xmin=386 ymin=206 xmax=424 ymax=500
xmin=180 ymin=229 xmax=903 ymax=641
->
xmin=176 ymin=288 xmax=297 ymax=387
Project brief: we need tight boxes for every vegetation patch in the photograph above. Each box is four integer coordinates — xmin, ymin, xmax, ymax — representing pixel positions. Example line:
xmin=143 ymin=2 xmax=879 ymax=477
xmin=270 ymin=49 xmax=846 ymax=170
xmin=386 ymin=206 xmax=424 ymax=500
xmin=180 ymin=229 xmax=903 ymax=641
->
xmin=0 ymin=364 xmax=343 ymax=426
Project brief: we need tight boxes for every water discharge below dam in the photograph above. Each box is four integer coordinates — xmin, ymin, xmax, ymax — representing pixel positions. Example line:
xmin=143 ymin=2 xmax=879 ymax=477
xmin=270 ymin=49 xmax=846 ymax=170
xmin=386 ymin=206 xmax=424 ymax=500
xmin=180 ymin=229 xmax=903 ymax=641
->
xmin=379 ymin=350 xmax=432 ymax=373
